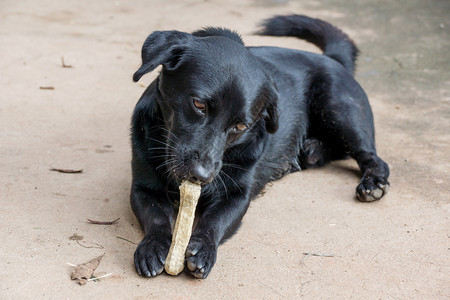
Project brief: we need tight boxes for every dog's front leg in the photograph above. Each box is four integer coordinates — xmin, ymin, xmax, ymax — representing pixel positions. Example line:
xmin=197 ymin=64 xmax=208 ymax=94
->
xmin=131 ymin=184 xmax=174 ymax=277
xmin=185 ymin=189 xmax=250 ymax=279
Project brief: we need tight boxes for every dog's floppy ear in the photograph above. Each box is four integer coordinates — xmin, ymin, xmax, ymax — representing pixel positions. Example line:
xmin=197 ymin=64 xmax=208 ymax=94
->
xmin=133 ymin=31 xmax=193 ymax=82
xmin=262 ymin=82 xmax=279 ymax=133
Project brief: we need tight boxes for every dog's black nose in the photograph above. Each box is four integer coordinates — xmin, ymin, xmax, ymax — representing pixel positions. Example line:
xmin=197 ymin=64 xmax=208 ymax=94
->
xmin=189 ymin=165 xmax=214 ymax=184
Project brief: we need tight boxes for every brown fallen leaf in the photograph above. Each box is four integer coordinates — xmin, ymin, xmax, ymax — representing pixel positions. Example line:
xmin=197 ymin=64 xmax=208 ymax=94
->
xmin=50 ymin=167 xmax=83 ymax=173
xmin=71 ymin=254 xmax=105 ymax=285
xmin=87 ymin=218 xmax=120 ymax=225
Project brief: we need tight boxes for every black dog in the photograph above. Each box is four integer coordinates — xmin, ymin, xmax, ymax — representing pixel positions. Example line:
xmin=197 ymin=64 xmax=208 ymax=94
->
xmin=130 ymin=15 xmax=390 ymax=279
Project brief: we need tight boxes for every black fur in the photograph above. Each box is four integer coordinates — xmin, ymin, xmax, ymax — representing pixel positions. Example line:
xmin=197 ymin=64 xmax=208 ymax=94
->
xmin=258 ymin=15 xmax=359 ymax=74
xmin=130 ymin=15 xmax=390 ymax=279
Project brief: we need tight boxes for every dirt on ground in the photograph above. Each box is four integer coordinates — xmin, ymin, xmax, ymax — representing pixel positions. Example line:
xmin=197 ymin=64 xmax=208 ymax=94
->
xmin=0 ymin=0 xmax=449 ymax=298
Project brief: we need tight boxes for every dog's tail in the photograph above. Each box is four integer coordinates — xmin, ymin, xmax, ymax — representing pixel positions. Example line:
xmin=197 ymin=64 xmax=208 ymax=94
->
xmin=258 ymin=15 xmax=359 ymax=74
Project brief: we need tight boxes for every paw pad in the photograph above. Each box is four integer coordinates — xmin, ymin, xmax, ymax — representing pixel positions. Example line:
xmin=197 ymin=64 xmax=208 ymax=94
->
xmin=356 ymin=183 xmax=389 ymax=202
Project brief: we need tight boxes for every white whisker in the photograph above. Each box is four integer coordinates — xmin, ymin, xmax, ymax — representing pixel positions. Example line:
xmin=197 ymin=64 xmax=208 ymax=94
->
xmin=220 ymin=170 xmax=243 ymax=195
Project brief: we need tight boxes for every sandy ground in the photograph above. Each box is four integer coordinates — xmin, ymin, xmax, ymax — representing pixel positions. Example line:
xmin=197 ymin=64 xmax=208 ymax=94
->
xmin=1 ymin=0 xmax=449 ymax=298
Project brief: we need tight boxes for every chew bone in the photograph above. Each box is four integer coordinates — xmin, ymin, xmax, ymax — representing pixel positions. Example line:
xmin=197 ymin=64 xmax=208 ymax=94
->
xmin=164 ymin=180 xmax=201 ymax=275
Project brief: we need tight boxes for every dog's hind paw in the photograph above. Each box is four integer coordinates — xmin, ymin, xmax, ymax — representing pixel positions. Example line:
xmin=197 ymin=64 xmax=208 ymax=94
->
xmin=356 ymin=182 xmax=390 ymax=202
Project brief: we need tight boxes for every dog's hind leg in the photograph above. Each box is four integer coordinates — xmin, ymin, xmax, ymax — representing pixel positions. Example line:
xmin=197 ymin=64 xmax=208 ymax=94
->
xmin=299 ymin=138 xmax=332 ymax=169
xmin=353 ymin=151 xmax=390 ymax=201
xmin=308 ymin=74 xmax=390 ymax=201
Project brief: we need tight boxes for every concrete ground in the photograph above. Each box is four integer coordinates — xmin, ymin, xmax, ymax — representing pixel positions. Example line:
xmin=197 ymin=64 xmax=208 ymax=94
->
xmin=0 ymin=0 xmax=448 ymax=298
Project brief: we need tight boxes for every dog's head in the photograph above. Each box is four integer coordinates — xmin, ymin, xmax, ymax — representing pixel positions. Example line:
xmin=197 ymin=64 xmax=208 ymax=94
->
xmin=134 ymin=29 xmax=278 ymax=184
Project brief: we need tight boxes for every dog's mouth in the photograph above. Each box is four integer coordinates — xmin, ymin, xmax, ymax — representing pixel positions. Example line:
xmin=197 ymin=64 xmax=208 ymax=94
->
xmin=168 ymin=156 xmax=221 ymax=186
xmin=162 ymin=141 xmax=221 ymax=186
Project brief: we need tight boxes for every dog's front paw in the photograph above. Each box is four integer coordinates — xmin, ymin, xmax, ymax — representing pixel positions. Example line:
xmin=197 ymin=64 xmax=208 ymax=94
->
xmin=185 ymin=236 xmax=217 ymax=279
xmin=134 ymin=233 xmax=171 ymax=277
xmin=356 ymin=176 xmax=390 ymax=202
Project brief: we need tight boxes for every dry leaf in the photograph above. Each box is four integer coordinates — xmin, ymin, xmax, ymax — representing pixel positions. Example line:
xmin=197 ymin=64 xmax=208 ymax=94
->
xmin=70 ymin=254 xmax=105 ymax=285
xmin=87 ymin=217 xmax=120 ymax=225
xmin=50 ymin=167 xmax=83 ymax=173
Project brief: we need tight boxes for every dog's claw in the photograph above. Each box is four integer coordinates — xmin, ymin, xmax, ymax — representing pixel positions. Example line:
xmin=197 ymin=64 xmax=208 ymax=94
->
xmin=378 ymin=183 xmax=390 ymax=194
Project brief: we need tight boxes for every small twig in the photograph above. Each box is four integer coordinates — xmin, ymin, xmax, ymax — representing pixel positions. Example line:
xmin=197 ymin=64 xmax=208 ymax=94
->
xmin=50 ymin=167 xmax=83 ymax=173
xmin=116 ymin=236 xmax=137 ymax=245
xmin=87 ymin=218 xmax=120 ymax=225
xmin=302 ymin=252 xmax=335 ymax=257
xmin=300 ymin=252 xmax=335 ymax=265
xmin=40 ymin=86 xmax=55 ymax=90
xmin=61 ymin=56 xmax=72 ymax=68
xmin=76 ymin=240 xmax=104 ymax=249
xmin=66 ymin=262 xmax=77 ymax=267
xmin=88 ymin=273 xmax=113 ymax=282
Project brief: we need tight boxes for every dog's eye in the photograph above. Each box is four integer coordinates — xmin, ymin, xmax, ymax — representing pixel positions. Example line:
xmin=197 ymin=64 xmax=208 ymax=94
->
xmin=192 ymin=97 xmax=206 ymax=112
xmin=233 ymin=123 xmax=248 ymax=133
